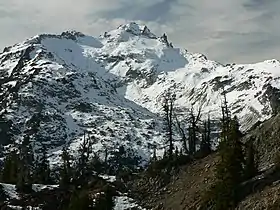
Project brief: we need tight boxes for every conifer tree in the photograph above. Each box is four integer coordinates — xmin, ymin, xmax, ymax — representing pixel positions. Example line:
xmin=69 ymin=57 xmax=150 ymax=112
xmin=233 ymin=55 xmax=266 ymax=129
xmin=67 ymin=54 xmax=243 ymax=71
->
xmin=163 ymin=148 xmax=167 ymax=159
xmin=110 ymin=145 xmax=126 ymax=174
xmin=208 ymin=117 xmax=244 ymax=209
xmin=17 ymin=135 xmax=34 ymax=191
xmin=34 ymin=146 xmax=51 ymax=184
xmin=60 ymin=146 xmax=72 ymax=188
xmin=0 ymin=116 xmax=11 ymax=145
xmin=89 ymin=153 xmax=104 ymax=175
xmin=108 ymin=145 xmax=140 ymax=178
xmin=152 ymin=144 xmax=157 ymax=162
xmin=74 ymin=132 xmax=93 ymax=185
xmin=0 ymin=150 xmax=20 ymax=184
xmin=202 ymin=92 xmax=245 ymax=210
xmin=244 ymin=138 xmax=258 ymax=180
xmin=200 ymin=116 xmax=212 ymax=157
xmin=188 ymin=106 xmax=202 ymax=156
xmin=174 ymin=146 xmax=179 ymax=158
xmin=188 ymin=125 xmax=194 ymax=155
xmin=216 ymin=116 xmax=244 ymax=182
xmin=104 ymin=147 xmax=108 ymax=165
xmin=220 ymin=89 xmax=230 ymax=142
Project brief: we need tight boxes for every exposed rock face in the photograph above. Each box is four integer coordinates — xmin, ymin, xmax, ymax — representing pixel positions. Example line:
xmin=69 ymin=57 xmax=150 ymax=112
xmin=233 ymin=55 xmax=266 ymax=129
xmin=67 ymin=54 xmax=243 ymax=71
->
xmin=1 ymin=22 xmax=280 ymax=166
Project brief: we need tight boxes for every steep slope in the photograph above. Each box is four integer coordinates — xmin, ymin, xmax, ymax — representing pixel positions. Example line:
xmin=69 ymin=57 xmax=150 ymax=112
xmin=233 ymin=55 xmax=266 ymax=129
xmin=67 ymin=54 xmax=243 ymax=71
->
xmin=127 ymin=113 xmax=280 ymax=210
xmin=1 ymin=22 xmax=280 ymax=165
xmin=96 ymin=23 xmax=280 ymax=131
xmin=0 ymin=29 xmax=167 ymax=165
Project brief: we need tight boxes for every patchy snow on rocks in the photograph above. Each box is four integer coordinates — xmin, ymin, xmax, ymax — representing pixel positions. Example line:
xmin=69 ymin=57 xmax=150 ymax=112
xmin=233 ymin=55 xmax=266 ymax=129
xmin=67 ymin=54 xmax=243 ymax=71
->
xmin=32 ymin=184 xmax=59 ymax=192
xmin=114 ymin=195 xmax=146 ymax=210
xmin=99 ymin=174 xmax=117 ymax=183
xmin=1 ymin=183 xmax=19 ymax=200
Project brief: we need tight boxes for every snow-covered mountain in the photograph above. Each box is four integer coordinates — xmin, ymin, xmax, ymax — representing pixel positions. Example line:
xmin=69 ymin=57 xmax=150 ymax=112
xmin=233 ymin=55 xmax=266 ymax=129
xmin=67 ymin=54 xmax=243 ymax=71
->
xmin=1 ymin=22 xmax=280 ymax=164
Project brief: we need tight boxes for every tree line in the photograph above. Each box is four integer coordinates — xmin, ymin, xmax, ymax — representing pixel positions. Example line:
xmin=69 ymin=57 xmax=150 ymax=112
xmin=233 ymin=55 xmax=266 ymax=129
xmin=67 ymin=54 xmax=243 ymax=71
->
xmin=0 ymin=90 xmax=260 ymax=209
xmin=0 ymin=132 xmax=116 ymax=209
xmin=154 ymin=91 xmax=259 ymax=210
xmin=160 ymin=93 xmax=212 ymax=160
xmin=201 ymin=91 xmax=258 ymax=210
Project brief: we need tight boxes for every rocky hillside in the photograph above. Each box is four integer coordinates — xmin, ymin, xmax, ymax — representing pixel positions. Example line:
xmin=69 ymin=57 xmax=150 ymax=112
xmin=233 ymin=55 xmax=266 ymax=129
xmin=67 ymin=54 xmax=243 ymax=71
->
xmin=1 ymin=22 xmax=280 ymax=166
xmin=126 ymin=113 xmax=280 ymax=210
xmin=3 ymin=113 xmax=280 ymax=209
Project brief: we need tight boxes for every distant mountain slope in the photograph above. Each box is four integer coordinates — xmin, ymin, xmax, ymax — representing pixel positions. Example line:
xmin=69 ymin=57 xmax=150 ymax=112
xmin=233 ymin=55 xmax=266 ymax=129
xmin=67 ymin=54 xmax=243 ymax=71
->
xmin=1 ymin=22 xmax=280 ymax=164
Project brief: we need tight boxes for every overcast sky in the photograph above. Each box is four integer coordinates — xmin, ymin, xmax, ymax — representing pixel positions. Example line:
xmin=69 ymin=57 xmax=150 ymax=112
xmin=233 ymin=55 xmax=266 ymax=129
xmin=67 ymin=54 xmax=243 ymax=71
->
xmin=0 ymin=0 xmax=279 ymax=63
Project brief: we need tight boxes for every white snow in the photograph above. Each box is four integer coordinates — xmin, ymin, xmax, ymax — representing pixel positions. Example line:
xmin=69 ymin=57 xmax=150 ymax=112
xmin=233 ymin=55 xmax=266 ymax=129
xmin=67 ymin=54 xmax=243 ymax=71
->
xmin=6 ymin=206 xmax=22 ymax=210
xmin=32 ymin=184 xmax=59 ymax=192
xmin=114 ymin=195 xmax=146 ymax=210
xmin=7 ymin=206 xmax=41 ymax=210
xmin=1 ymin=183 xmax=19 ymax=200
xmin=99 ymin=175 xmax=116 ymax=183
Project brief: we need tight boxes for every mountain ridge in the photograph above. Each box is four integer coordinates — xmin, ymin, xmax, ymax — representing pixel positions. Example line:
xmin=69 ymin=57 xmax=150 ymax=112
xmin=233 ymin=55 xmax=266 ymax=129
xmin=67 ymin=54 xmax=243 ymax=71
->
xmin=1 ymin=22 xmax=280 ymax=165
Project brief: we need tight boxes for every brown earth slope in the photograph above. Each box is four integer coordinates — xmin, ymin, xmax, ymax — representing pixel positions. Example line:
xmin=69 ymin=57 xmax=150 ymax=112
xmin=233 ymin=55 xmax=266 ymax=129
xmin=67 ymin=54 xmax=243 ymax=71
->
xmin=128 ymin=154 xmax=219 ymax=210
xmin=130 ymin=113 xmax=280 ymax=210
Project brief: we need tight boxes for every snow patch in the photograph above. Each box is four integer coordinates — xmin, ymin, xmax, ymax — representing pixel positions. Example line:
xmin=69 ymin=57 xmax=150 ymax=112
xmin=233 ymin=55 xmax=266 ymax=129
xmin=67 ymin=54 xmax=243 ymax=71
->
xmin=114 ymin=195 xmax=146 ymax=210
xmin=32 ymin=184 xmax=59 ymax=192
xmin=1 ymin=183 xmax=19 ymax=200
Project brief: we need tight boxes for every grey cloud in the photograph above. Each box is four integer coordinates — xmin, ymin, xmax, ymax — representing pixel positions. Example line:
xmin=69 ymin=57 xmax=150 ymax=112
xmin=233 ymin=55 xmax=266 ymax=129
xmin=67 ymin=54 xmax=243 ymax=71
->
xmin=163 ymin=0 xmax=280 ymax=63
xmin=97 ymin=0 xmax=177 ymax=22
xmin=243 ymin=0 xmax=279 ymax=9
xmin=0 ymin=0 xmax=280 ymax=63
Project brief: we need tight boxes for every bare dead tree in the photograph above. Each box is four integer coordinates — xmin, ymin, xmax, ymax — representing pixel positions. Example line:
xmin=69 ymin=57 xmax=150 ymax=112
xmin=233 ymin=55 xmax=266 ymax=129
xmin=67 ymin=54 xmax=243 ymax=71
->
xmin=152 ymin=144 xmax=157 ymax=162
xmin=188 ymin=104 xmax=203 ymax=156
xmin=221 ymin=88 xmax=231 ymax=142
xmin=163 ymin=94 xmax=175 ymax=158
xmin=200 ymin=114 xmax=212 ymax=157
xmin=175 ymin=113 xmax=188 ymax=154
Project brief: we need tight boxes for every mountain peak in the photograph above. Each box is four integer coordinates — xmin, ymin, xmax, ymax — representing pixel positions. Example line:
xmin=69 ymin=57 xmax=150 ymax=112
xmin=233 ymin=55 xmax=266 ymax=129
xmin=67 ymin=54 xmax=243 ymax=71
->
xmin=60 ymin=30 xmax=86 ymax=40
xmin=116 ymin=22 xmax=157 ymax=38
